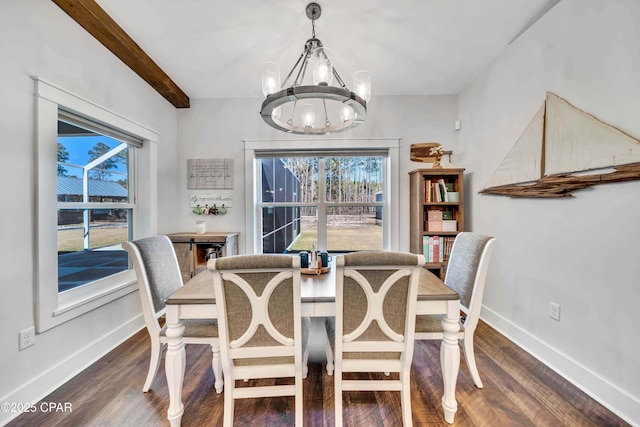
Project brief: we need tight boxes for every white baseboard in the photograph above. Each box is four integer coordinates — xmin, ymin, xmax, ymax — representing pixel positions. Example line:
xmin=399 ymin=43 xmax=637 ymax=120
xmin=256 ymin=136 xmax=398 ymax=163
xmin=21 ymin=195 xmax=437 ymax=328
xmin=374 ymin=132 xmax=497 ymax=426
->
xmin=0 ymin=315 xmax=144 ymax=426
xmin=481 ymin=306 xmax=640 ymax=426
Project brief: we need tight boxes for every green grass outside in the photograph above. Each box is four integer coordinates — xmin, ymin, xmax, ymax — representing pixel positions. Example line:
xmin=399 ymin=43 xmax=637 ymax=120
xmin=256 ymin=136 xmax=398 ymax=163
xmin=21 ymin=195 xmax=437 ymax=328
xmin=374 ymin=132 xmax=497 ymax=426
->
xmin=288 ymin=230 xmax=318 ymax=251
xmin=58 ymin=223 xmax=382 ymax=253
xmin=287 ymin=226 xmax=382 ymax=251
xmin=58 ymin=227 xmax=128 ymax=252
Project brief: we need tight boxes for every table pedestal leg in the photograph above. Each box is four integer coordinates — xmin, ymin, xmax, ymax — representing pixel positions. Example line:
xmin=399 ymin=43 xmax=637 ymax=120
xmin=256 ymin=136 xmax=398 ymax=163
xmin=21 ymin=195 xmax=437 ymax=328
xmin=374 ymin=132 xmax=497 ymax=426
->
xmin=166 ymin=306 xmax=185 ymax=427
xmin=440 ymin=304 xmax=460 ymax=424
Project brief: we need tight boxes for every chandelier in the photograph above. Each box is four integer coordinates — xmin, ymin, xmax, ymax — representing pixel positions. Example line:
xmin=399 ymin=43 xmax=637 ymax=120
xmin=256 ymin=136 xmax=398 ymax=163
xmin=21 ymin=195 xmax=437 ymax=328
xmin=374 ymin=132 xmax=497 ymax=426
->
xmin=260 ymin=2 xmax=371 ymax=135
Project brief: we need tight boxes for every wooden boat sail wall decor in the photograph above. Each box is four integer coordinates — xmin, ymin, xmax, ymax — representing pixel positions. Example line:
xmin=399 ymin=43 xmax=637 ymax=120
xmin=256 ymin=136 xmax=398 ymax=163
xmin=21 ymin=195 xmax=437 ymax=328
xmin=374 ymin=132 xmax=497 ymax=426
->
xmin=480 ymin=92 xmax=640 ymax=198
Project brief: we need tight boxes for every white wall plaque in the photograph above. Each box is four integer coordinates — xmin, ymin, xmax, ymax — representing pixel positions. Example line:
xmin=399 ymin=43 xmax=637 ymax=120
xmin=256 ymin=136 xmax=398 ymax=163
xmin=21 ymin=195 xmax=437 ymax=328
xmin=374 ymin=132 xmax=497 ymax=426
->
xmin=187 ymin=158 xmax=233 ymax=189
xmin=189 ymin=193 xmax=233 ymax=208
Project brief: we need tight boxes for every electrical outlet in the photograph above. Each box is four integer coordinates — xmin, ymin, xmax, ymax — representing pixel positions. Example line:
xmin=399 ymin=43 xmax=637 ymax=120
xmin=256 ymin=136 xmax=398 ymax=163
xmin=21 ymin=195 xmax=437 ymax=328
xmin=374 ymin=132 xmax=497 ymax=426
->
xmin=19 ymin=327 xmax=35 ymax=350
xmin=549 ymin=302 xmax=561 ymax=321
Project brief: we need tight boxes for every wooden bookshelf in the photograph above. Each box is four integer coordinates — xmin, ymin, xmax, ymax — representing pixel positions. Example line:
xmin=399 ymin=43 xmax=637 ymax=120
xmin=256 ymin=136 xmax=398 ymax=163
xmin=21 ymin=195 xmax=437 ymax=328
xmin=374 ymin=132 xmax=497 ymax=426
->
xmin=409 ymin=168 xmax=465 ymax=278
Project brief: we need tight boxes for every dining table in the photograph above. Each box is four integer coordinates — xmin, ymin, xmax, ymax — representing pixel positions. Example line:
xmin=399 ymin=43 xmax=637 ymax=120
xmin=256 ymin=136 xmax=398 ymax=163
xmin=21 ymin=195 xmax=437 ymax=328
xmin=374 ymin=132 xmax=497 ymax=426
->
xmin=163 ymin=258 xmax=461 ymax=426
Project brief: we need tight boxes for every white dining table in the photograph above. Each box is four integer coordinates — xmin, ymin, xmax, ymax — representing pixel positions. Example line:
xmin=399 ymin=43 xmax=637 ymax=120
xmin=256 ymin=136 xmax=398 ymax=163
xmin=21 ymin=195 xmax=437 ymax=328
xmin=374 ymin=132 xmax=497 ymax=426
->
xmin=164 ymin=260 xmax=461 ymax=426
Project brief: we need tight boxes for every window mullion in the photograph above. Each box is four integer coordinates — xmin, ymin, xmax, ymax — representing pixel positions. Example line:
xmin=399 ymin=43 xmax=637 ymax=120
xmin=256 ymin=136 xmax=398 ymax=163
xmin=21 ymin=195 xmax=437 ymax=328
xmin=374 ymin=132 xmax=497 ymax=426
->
xmin=317 ymin=159 xmax=327 ymax=250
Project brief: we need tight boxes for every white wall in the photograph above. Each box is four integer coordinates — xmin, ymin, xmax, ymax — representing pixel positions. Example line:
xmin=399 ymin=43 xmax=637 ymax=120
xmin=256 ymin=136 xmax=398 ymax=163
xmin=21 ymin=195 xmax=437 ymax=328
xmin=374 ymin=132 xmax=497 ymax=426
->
xmin=15 ymin=0 xmax=633 ymax=423
xmin=176 ymin=95 xmax=461 ymax=253
xmin=459 ymin=0 xmax=640 ymax=423
xmin=0 ymin=1 xmax=178 ymax=423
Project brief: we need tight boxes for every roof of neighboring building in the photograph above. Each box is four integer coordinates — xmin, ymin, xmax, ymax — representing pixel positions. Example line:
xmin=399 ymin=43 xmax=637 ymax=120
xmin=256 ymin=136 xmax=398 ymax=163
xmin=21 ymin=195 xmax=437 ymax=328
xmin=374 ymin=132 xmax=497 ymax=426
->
xmin=57 ymin=176 xmax=127 ymax=197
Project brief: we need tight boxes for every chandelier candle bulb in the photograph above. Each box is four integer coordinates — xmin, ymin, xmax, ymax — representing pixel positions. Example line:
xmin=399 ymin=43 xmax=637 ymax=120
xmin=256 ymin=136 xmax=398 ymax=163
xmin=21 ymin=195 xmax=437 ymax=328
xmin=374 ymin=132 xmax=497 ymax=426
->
xmin=261 ymin=62 xmax=280 ymax=96
xmin=302 ymin=104 xmax=316 ymax=128
xmin=340 ymin=105 xmax=354 ymax=122
xmin=312 ymin=47 xmax=333 ymax=85
xmin=264 ymin=78 xmax=277 ymax=94
xmin=354 ymin=70 xmax=371 ymax=102
xmin=272 ymin=106 xmax=281 ymax=119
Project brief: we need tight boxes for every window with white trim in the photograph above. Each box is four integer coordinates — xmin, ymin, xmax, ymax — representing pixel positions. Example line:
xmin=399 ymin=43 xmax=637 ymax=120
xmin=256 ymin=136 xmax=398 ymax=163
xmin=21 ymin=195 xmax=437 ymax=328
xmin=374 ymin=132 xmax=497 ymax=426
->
xmin=259 ymin=154 xmax=385 ymax=253
xmin=36 ymin=78 xmax=159 ymax=332
xmin=244 ymin=139 xmax=400 ymax=254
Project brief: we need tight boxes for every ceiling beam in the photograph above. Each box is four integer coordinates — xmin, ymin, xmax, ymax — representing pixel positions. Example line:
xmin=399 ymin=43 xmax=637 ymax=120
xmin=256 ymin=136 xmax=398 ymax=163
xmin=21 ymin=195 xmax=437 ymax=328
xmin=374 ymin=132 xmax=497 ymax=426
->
xmin=52 ymin=0 xmax=190 ymax=108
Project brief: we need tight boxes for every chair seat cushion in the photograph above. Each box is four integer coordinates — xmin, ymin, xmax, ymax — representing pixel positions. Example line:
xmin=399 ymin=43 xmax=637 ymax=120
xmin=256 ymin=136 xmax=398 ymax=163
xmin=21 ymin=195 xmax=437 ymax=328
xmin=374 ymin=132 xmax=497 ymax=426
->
xmin=414 ymin=315 xmax=465 ymax=333
xmin=160 ymin=318 xmax=219 ymax=338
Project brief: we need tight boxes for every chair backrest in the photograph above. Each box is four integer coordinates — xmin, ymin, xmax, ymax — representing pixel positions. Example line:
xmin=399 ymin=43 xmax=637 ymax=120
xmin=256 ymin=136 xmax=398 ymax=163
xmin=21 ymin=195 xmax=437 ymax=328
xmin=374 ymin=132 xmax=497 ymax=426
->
xmin=336 ymin=251 xmax=424 ymax=365
xmin=209 ymin=254 xmax=303 ymax=378
xmin=123 ymin=235 xmax=184 ymax=333
xmin=444 ymin=232 xmax=496 ymax=325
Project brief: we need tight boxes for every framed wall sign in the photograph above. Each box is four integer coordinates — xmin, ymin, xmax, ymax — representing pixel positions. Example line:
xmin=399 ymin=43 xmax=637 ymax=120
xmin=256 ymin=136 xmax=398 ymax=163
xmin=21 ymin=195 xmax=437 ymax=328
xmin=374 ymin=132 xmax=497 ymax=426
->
xmin=187 ymin=158 xmax=234 ymax=189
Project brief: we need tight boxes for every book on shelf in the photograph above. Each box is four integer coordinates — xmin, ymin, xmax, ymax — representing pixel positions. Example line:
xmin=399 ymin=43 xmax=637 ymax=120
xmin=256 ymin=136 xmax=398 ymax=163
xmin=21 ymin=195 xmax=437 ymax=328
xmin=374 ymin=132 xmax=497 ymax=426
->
xmin=434 ymin=182 xmax=442 ymax=202
xmin=443 ymin=236 xmax=455 ymax=262
xmin=425 ymin=178 xmax=456 ymax=203
xmin=437 ymin=178 xmax=448 ymax=202
xmin=424 ymin=180 xmax=432 ymax=202
xmin=429 ymin=236 xmax=435 ymax=262
xmin=422 ymin=235 xmax=457 ymax=263
xmin=432 ymin=237 xmax=441 ymax=262
xmin=422 ymin=236 xmax=429 ymax=259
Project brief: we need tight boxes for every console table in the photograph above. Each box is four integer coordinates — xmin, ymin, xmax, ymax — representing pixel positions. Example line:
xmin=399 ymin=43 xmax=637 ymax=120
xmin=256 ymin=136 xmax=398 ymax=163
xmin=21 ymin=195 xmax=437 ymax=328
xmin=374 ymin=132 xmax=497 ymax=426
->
xmin=167 ymin=232 xmax=239 ymax=281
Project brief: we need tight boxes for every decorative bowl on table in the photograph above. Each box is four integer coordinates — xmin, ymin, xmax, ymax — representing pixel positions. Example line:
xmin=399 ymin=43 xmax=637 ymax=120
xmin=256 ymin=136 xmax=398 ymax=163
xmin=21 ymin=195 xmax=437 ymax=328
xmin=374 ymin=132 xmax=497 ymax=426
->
xmin=301 ymin=265 xmax=331 ymax=275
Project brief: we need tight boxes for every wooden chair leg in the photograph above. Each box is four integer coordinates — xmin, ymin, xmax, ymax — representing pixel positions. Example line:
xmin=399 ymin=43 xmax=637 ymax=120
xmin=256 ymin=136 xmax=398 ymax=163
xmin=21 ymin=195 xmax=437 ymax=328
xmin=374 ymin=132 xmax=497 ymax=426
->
xmin=462 ymin=334 xmax=483 ymax=388
xmin=143 ymin=339 xmax=164 ymax=392
xmin=334 ymin=369 xmax=343 ymax=427
xmin=295 ymin=371 xmax=304 ymax=426
xmin=324 ymin=321 xmax=334 ymax=376
xmin=302 ymin=345 xmax=309 ymax=379
xmin=324 ymin=342 xmax=334 ymax=376
xmin=223 ymin=387 xmax=234 ymax=427
xmin=401 ymin=370 xmax=413 ymax=427
xmin=211 ymin=345 xmax=224 ymax=393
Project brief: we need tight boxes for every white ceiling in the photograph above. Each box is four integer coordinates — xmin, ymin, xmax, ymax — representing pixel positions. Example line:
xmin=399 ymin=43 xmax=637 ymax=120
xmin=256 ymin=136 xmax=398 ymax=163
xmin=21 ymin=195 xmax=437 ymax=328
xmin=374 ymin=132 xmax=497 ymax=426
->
xmin=96 ymin=0 xmax=560 ymax=100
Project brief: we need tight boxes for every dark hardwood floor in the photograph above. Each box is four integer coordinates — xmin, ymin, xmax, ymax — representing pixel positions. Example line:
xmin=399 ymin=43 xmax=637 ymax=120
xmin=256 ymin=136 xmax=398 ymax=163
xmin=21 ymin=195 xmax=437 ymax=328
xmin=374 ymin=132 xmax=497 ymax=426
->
xmin=7 ymin=321 xmax=629 ymax=426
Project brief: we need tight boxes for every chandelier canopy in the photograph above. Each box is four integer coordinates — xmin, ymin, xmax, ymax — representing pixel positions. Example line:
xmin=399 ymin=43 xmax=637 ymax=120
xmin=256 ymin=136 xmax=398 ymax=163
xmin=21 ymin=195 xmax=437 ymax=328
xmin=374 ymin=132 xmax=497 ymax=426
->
xmin=260 ymin=2 xmax=371 ymax=135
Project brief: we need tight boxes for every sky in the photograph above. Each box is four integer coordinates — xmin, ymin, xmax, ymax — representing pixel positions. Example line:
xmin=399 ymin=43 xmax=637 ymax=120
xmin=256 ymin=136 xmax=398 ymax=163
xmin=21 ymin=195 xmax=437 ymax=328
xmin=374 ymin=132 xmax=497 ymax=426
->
xmin=58 ymin=135 xmax=128 ymax=179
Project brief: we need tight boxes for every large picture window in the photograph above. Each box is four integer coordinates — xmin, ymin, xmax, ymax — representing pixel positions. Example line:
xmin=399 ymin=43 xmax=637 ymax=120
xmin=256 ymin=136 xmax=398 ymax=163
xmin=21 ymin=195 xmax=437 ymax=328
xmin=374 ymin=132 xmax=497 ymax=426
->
xmin=57 ymin=112 xmax=137 ymax=292
xmin=259 ymin=155 xmax=384 ymax=253
xmin=36 ymin=78 xmax=159 ymax=332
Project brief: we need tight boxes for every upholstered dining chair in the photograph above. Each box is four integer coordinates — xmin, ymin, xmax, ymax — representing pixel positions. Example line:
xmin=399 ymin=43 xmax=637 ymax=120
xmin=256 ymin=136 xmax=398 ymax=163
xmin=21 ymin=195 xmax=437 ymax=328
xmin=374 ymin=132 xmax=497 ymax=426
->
xmin=208 ymin=254 xmax=308 ymax=427
xmin=414 ymin=232 xmax=496 ymax=388
xmin=123 ymin=236 xmax=223 ymax=393
xmin=328 ymin=251 xmax=425 ymax=427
